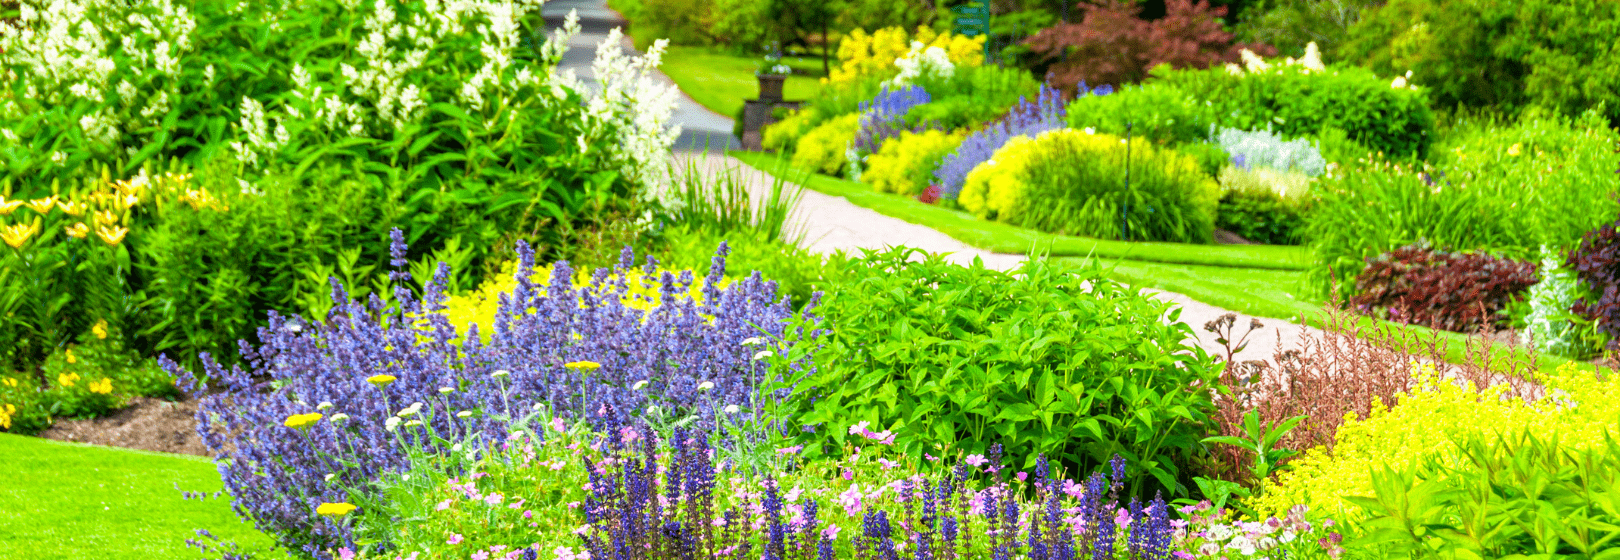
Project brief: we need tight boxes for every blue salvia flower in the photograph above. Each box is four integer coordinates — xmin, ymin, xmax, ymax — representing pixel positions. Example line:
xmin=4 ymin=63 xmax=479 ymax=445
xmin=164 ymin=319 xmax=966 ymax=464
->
xmin=1142 ymin=492 xmax=1175 ymax=560
xmin=763 ymin=477 xmax=787 ymax=560
xmin=934 ymin=84 xmax=1068 ymax=199
xmin=1126 ymin=497 xmax=1146 ymax=556
xmin=817 ymin=535 xmax=835 ymax=560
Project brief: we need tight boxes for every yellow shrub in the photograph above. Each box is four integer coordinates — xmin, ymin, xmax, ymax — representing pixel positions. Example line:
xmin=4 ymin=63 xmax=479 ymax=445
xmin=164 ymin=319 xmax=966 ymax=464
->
xmin=860 ymin=129 xmax=969 ymax=196
xmin=763 ymin=108 xmax=821 ymax=153
xmin=790 ymin=113 xmax=862 ymax=175
xmin=958 ymin=135 xmax=1037 ymax=219
xmin=440 ymin=261 xmax=717 ymax=341
xmin=1257 ymin=361 xmax=1620 ymax=519
xmin=827 ymin=27 xmax=985 ymax=86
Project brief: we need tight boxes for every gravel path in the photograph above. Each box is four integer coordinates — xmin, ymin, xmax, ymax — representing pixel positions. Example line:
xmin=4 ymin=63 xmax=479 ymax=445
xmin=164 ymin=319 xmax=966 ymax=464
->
xmin=544 ymin=0 xmax=1318 ymax=359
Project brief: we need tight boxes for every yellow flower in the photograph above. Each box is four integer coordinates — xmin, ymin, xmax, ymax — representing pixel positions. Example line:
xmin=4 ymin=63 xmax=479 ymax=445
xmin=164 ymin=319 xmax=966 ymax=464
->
xmin=1 ymin=219 xmax=39 ymax=249
xmin=367 ymin=374 xmax=397 ymax=387
xmin=92 ymin=319 xmax=109 ymax=340
xmin=316 ymin=502 xmax=357 ymax=516
xmin=66 ymin=349 xmax=77 ymax=364
xmin=57 ymin=372 xmax=80 ymax=387
xmin=95 ymin=225 xmax=128 ymax=245
xmin=88 ymin=378 xmax=112 ymax=395
xmin=0 ymin=197 xmax=22 ymax=215
xmin=65 ymin=222 xmax=88 ymax=239
xmin=564 ymin=361 xmax=602 ymax=371
xmin=1507 ymin=143 xmax=1522 ymax=157
xmin=57 ymin=200 xmax=87 ymax=216
xmin=2 ymin=378 xmax=16 ymax=387
xmin=0 ymin=404 xmax=14 ymax=430
xmin=94 ymin=209 xmax=119 ymax=226
xmin=283 ymin=412 xmax=323 ymax=430
xmin=24 ymin=196 xmax=57 ymax=214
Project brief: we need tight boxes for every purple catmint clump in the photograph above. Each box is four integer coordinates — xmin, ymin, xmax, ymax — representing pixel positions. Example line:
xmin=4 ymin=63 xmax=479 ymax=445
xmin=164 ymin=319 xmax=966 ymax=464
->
xmin=162 ymin=230 xmax=804 ymax=556
xmin=851 ymin=85 xmax=933 ymax=168
xmin=934 ymin=84 xmax=1074 ymax=200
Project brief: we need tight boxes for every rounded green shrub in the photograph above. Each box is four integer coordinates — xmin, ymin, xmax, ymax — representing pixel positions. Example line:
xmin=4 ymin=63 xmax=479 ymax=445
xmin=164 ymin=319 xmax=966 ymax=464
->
xmin=860 ymin=128 xmax=968 ymax=196
xmin=789 ymin=113 xmax=862 ymax=175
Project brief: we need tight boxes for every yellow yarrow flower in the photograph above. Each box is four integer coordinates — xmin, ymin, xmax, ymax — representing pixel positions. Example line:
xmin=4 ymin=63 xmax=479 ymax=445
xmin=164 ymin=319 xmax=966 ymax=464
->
xmin=92 ymin=320 xmax=109 ymax=340
xmin=367 ymin=374 xmax=397 ymax=387
xmin=284 ymin=412 xmax=323 ymax=430
xmin=564 ymin=361 xmax=601 ymax=371
xmin=316 ymin=502 xmax=357 ymax=516
xmin=88 ymin=378 xmax=112 ymax=395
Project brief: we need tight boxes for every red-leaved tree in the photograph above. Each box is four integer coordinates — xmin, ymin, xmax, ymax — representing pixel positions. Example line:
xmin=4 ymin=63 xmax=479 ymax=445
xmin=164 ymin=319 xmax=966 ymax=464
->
xmin=1023 ymin=0 xmax=1277 ymax=96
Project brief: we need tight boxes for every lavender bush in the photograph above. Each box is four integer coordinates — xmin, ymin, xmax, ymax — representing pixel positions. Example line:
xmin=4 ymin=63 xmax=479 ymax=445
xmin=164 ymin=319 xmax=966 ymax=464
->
xmin=162 ymin=230 xmax=805 ymax=557
xmin=933 ymin=84 xmax=1072 ymax=200
xmin=849 ymin=86 xmax=933 ymax=179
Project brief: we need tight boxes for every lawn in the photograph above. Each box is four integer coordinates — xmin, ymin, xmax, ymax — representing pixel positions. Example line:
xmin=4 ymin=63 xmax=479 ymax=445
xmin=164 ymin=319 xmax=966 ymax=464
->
xmin=0 ymin=434 xmax=287 ymax=559
xmin=658 ymin=46 xmax=826 ymax=119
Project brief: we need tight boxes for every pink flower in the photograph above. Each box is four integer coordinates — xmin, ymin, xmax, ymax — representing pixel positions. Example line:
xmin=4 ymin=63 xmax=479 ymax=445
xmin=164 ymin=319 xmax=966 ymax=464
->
xmin=338 ymin=548 xmax=355 ymax=560
xmin=848 ymin=421 xmax=871 ymax=436
xmin=878 ymin=458 xmax=899 ymax=470
xmin=1115 ymin=508 xmax=1132 ymax=528
xmin=838 ymin=484 xmax=864 ymax=516
xmin=776 ymin=445 xmax=803 ymax=455
xmin=447 ymin=534 xmax=464 ymax=545
xmin=842 ymin=469 xmax=854 ymax=481
xmin=924 ymin=453 xmax=938 ymax=461
xmin=568 ymin=501 xmax=582 ymax=509
xmin=508 ymin=498 xmax=526 ymax=509
xmin=472 ymin=552 xmax=489 ymax=560
xmin=1016 ymin=471 xmax=1028 ymax=482
xmin=785 ymin=486 xmax=803 ymax=502
xmin=1173 ymin=552 xmax=1195 ymax=560
xmin=822 ymin=524 xmax=842 ymax=541
xmin=550 ymin=417 xmax=567 ymax=433
xmin=965 ymin=454 xmax=988 ymax=467
xmin=484 ymin=493 xmax=504 ymax=506
xmin=523 ymin=510 xmax=534 ymax=519
xmin=435 ymin=499 xmax=454 ymax=511
xmin=573 ymin=525 xmax=593 ymax=536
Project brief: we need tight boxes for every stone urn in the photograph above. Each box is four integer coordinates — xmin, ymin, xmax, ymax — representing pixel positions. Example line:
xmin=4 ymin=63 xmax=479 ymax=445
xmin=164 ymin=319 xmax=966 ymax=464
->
xmin=757 ymin=74 xmax=786 ymax=102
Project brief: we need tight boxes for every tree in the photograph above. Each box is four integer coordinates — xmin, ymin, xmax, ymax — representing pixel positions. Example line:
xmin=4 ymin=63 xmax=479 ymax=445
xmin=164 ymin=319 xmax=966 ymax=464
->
xmin=769 ymin=0 xmax=848 ymax=74
xmin=1022 ymin=0 xmax=1276 ymax=95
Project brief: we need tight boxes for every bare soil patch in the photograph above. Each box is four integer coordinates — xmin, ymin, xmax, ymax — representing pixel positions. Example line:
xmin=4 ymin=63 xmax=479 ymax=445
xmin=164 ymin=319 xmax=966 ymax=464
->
xmin=40 ymin=397 xmax=207 ymax=456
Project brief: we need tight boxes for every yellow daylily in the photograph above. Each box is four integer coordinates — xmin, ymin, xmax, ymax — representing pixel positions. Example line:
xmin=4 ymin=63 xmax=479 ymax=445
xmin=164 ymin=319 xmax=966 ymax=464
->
xmin=1 ymin=219 xmax=39 ymax=249
xmin=1507 ymin=143 xmax=1522 ymax=157
xmin=283 ymin=412 xmax=323 ymax=430
xmin=0 ymin=197 xmax=21 ymax=215
xmin=94 ymin=209 xmax=119 ymax=226
xmin=24 ymin=196 xmax=56 ymax=214
xmin=65 ymin=222 xmax=88 ymax=239
xmin=92 ymin=319 xmax=109 ymax=340
xmin=95 ymin=225 xmax=128 ymax=245
xmin=57 ymin=200 xmax=87 ymax=216
xmin=316 ymin=502 xmax=357 ymax=516
xmin=88 ymin=378 xmax=112 ymax=394
xmin=65 ymin=349 xmax=77 ymax=364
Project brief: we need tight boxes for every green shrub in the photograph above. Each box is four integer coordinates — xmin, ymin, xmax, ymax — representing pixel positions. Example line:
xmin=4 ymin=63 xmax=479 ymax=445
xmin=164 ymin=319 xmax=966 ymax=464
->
xmin=1340 ymin=0 xmax=1620 ymax=125
xmin=960 ymin=129 xmax=1220 ymax=243
xmin=1153 ymin=62 xmax=1436 ymax=159
xmin=790 ymin=113 xmax=862 ymax=175
xmin=762 ymin=107 xmax=820 ymax=154
xmin=1217 ymin=189 xmax=1308 ymax=246
xmin=0 ymin=323 xmax=172 ymax=435
xmin=1066 ymin=82 xmax=1217 ymax=147
xmin=859 ymin=129 xmax=967 ymax=196
xmin=779 ymin=248 xmax=1220 ymax=493
xmin=1305 ymin=110 xmax=1620 ymax=294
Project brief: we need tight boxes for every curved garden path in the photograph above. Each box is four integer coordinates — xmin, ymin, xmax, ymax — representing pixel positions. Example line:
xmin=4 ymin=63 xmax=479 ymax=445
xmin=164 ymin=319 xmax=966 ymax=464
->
xmin=542 ymin=0 xmax=1317 ymax=359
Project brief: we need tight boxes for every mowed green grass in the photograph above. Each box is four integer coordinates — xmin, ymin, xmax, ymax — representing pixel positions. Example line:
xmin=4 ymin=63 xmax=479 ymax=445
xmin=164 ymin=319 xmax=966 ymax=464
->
xmin=659 ymin=46 xmax=825 ymax=118
xmin=0 ymin=434 xmax=288 ymax=559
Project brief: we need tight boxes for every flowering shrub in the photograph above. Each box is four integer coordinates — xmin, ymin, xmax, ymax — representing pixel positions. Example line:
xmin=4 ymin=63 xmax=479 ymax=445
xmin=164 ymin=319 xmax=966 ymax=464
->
xmin=777 ymin=249 xmax=1219 ymax=493
xmin=791 ymin=113 xmax=863 ymax=175
xmin=848 ymin=85 xmax=932 ymax=180
xmin=961 ymin=128 xmax=1220 ymax=243
xmin=1214 ymin=186 xmax=1308 ymax=245
xmin=1257 ymin=361 xmax=1616 ymax=518
xmin=761 ymin=107 xmax=820 ymax=154
xmin=860 ymin=129 xmax=968 ymax=197
xmin=1349 ymin=241 xmax=1537 ymax=332
xmin=935 ymin=84 xmax=1069 ymax=200
xmin=162 ymin=231 xmax=802 ymax=555
xmin=1216 ymin=128 xmax=1327 ymax=177
xmin=826 ymin=27 xmax=984 ymax=88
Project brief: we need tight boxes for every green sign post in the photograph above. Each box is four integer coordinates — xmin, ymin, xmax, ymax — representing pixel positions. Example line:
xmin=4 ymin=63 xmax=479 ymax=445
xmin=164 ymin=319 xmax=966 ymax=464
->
xmin=950 ymin=2 xmax=991 ymax=61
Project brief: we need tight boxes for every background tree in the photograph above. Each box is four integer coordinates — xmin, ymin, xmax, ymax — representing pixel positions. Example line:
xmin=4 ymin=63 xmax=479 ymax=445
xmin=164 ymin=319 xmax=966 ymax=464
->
xmin=1022 ymin=0 xmax=1276 ymax=95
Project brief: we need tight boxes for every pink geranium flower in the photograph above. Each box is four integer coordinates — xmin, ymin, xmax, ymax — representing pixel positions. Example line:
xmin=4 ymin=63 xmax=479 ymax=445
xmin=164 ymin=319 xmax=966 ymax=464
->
xmin=447 ymin=534 xmax=464 ymax=545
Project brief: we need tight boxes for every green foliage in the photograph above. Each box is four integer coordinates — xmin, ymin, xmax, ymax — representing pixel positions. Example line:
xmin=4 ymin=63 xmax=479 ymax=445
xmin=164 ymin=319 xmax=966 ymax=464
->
xmin=900 ymin=64 xmax=1042 ymax=130
xmin=1348 ymin=429 xmax=1620 ymax=559
xmin=1341 ymin=0 xmax=1620 ymax=125
xmin=779 ymin=249 xmax=1221 ymax=494
xmin=763 ymin=107 xmax=822 ymax=154
xmin=790 ymin=113 xmax=862 ymax=175
xmin=860 ymin=129 xmax=967 ymax=196
xmin=1153 ymin=63 xmax=1436 ymax=159
xmin=1305 ymin=110 xmax=1620 ymax=295
xmin=1233 ymin=0 xmax=1382 ymax=58
xmin=1217 ymin=188 xmax=1307 ymax=245
xmin=1067 ymin=83 xmax=1218 ymax=147
xmin=1202 ymin=410 xmax=1307 ymax=490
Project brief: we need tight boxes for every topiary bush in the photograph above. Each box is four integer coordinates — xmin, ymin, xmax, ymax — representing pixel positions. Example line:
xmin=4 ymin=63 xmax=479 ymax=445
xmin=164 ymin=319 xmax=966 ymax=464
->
xmin=778 ymin=248 xmax=1220 ymax=494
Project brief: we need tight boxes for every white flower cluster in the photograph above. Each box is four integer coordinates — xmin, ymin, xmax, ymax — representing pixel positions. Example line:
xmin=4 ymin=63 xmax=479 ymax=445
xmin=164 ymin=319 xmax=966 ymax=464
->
xmin=229 ymin=96 xmax=289 ymax=169
xmin=886 ymin=41 xmax=954 ymax=89
xmin=1228 ymin=42 xmax=1326 ymax=76
xmin=1216 ymin=127 xmax=1327 ymax=177
xmin=564 ymin=25 xmax=682 ymax=203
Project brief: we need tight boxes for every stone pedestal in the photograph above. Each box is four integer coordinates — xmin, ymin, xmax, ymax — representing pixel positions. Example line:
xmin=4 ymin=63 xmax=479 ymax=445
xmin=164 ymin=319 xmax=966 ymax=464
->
xmin=741 ymin=99 xmax=803 ymax=151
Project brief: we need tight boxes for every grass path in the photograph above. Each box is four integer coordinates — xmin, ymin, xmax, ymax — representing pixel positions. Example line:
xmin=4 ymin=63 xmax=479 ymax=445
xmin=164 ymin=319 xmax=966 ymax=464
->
xmin=0 ymin=434 xmax=287 ymax=559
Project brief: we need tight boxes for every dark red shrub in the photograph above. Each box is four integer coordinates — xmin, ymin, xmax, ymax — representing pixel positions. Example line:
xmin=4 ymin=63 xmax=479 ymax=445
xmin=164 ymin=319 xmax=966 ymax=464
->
xmin=1351 ymin=241 xmax=1538 ymax=333
xmin=1569 ymin=215 xmax=1620 ymax=351
xmin=1021 ymin=0 xmax=1276 ymax=96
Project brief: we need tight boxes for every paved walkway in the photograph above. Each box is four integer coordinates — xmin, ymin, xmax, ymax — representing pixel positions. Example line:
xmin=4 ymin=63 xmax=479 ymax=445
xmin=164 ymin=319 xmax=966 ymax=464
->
xmin=542 ymin=0 xmax=1315 ymax=360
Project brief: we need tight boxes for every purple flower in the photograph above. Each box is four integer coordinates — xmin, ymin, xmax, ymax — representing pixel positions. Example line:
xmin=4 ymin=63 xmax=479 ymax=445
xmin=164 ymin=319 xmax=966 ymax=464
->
xmin=934 ymin=84 xmax=1067 ymax=199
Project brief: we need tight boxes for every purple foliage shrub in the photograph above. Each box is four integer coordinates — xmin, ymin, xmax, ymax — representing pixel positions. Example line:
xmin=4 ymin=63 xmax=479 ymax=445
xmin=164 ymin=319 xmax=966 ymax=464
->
xmin=161 ymin=230 xmax=804 ymax=556
xmin=851 ymin=86 xmax=934 ymax=164
xmin=933 ymin=84 xmax=1076 ymax=200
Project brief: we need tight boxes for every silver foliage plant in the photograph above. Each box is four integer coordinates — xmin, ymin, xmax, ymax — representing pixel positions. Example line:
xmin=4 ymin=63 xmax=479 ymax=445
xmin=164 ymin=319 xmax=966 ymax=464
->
xmin=1215 ymin=126 xmax=1327 ymax=177
xmin=1522 ymin=245 xmax=1589 ymax=358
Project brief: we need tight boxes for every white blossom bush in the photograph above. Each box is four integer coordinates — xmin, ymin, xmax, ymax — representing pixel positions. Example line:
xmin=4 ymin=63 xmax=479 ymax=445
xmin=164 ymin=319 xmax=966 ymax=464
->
xmin=884 ymin=41 xmax=954 ymax=90
xmin=0 ymin=0 xmax=677 ymax=227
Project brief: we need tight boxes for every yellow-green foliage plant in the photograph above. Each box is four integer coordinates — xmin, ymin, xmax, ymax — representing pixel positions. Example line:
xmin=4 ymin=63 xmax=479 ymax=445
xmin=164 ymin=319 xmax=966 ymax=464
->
xmin=440 ymin=261 xmax=716 ymax=341
xmin=762 ymin=107 xmax=820 ymax=154
xmin=958 ymin=135 xmax=1039 ymax=220
xmin=1257 ymin=361 xmax=1620 ymax=520
xmin=790 ymin=113 xmax=862 ymax=175
xmin=960 ymin=129 xmax=1219 ymax=243
xmin=860 ymin=129 xmax=969 ymax=196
